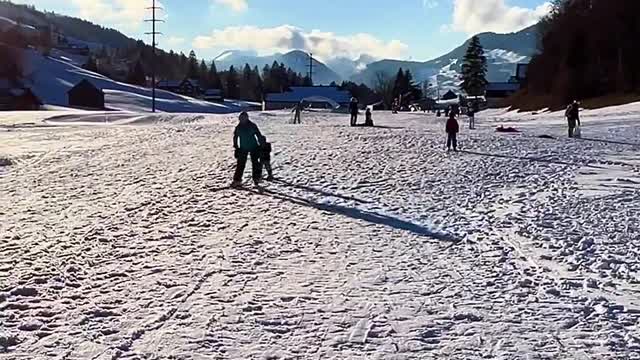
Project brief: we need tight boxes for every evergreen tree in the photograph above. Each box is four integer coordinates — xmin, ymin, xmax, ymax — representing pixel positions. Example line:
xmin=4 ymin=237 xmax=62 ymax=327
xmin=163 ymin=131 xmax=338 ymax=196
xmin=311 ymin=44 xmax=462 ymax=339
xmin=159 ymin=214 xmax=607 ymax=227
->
xmin=262 ymin=64 xmax=274 ymax=93
xmin=393 ymin=68 xmax=406 ymax=98
xmin=187 ymin=50 xmax=198 ymax=79
xmin=199 ymin=59 xmax=208 ymax=83
xmin=253 ymin=65 xmax=264 ymax=100
xmin=461 ymin=36 xmax=488 ymax=97
xmin=278 ymin=63 xmax=288 ymax=91
xmin=240 ymin=63 xmax=254 ymax=100
xmin=208 ymin=60 xmax=222 ymax=89
xmin=126 ymin=59 xmax=146 ymax=86
xmin=302 ymin=75 xmax=313 ymax=87
xmin=225 ymin=65 xmax=239 ymax=99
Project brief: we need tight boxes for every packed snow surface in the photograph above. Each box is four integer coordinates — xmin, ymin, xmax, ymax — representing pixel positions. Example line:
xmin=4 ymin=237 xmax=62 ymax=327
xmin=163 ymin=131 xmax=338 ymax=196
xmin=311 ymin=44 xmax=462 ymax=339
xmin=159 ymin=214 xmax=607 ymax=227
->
xmin=1 ymin=105 xmax=640 ymax=359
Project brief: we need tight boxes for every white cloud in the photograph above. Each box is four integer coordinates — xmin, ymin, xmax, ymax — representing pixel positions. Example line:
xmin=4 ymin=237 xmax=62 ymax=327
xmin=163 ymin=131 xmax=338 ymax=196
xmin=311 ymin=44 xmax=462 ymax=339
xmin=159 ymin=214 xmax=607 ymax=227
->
xmin=67 ymin=0 xmax=163 ymax=31
xmin=423 ymin=0 xmax=439 ymax=10
xmin=212 ymin=0 xmax=248 ymax=13
xmin=451 ymin=0 xmax=551 ymax=34
xmin=192 ymin=25 xmax=409 ymax=61
xmin=166 ymin=36 xmax=185 ymax=47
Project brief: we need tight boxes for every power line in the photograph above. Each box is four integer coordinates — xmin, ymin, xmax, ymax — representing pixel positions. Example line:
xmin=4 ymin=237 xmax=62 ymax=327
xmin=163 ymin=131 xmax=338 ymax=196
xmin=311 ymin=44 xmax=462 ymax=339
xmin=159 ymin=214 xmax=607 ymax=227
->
xmin=145 ymin=0 xmax=163 ymax=113
xmin=308 ymin=53 xmax=314 ymax=85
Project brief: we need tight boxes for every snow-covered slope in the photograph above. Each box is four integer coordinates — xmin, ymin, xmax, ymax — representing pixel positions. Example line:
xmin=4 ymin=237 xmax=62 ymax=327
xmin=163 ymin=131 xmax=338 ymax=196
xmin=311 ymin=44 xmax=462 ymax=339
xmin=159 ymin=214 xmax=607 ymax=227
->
xmin=352 ymin=25 xmax=539 ymax=91
xmin=21 ymin=48 xmax=251 ymax=113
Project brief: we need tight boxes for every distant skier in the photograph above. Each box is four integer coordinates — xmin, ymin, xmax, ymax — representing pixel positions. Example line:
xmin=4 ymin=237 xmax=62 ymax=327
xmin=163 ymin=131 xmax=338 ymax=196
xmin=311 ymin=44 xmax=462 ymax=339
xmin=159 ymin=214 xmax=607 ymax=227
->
xmin=565 ymin=100 xmax=581 ymax=138
xmin=468 ymin=102 xmax=477 ymax=130
xmin=292 ymin=101 xmax=303 ymax=124
xmin=446 ymin=111 xmax=459 ymax=152
xmin=349 ymin=97 xmax=359 ymax=126
xmin=232 ymin=112 xmax=264 ymax=188
xmin=365 ymin=107 xmax=374 ymax=127
xmin=258 ymin=135 xmax=274 ymax=181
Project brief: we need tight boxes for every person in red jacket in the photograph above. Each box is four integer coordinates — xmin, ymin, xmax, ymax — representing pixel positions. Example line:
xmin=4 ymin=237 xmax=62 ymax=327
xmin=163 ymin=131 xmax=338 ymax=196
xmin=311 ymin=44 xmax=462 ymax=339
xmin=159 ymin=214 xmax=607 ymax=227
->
xmin=446 ymin=112 xmax=459 ymax=152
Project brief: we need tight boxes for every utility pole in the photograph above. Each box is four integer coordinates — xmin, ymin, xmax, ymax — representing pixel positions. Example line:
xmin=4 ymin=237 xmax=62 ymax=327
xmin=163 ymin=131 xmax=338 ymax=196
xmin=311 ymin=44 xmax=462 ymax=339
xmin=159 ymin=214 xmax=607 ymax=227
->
xmin=145 ymin=0 xmax=163 ymax=113
xmin=308 ymin=53 xmax=314 ymax=85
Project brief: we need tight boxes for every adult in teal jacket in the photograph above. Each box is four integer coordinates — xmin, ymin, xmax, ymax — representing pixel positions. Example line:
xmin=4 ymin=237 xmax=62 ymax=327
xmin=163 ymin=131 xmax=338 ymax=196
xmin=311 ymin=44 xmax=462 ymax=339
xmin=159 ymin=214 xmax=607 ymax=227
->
xmin=232 ymin=112 xmax=264 ymax=187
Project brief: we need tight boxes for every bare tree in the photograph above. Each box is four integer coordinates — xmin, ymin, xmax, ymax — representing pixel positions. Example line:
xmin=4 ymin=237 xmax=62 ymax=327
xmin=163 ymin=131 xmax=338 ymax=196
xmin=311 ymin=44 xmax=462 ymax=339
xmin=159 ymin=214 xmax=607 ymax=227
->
xmin=374 ymin=71 xmax=394 ymax=109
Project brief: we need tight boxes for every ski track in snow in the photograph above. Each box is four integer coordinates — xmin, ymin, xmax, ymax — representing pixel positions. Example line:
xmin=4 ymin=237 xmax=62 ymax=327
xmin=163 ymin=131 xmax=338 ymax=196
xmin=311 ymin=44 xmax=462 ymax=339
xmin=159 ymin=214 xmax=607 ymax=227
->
xmin=1 ymin=108 xmax=639 ymax=359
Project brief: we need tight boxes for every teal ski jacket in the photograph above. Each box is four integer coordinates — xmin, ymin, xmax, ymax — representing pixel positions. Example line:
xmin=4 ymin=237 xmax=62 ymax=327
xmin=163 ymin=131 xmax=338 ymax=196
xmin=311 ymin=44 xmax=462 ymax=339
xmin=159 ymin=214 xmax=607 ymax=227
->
xmin=234 ymin=121 xmax=263 ymax=151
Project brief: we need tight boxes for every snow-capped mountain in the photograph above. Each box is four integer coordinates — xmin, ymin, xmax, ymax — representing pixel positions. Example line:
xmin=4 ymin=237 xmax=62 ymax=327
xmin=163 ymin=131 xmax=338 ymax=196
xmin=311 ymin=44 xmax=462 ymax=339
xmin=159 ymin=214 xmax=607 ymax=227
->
xmin=214 ymin=50 xmax=343 ymax=85
xmin=350 ymin=25 xmax=539 ymax=92
xmin=325 ymin=54 xmax=377 ymax=81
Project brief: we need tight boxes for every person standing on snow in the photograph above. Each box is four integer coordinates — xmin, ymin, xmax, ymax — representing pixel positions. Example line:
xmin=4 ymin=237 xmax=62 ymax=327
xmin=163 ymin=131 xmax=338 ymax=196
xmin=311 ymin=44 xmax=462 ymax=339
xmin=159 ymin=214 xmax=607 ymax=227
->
xmin=467 ymin=102 xmax=477 ymax=130
xmin=349 ymin=97 xmax=359 ymax=126
xmin=292 ymin=101 xmax=303 ymax=124
xmin=232 ymin=112 xmax=264 ymax=187
xmin=565 ymin=100 xmax=581 ymax=138
xmin=446 ymin=111 xmax=460 ymax=152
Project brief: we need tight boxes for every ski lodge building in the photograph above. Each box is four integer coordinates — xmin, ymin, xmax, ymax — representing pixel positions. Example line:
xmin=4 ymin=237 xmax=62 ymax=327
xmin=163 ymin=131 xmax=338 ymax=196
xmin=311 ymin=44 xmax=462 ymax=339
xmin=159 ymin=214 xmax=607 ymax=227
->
xmin=157 ymin=78 xmax=204 ymax=98
xmin=263 ymin=86 xmax=352 ymax=110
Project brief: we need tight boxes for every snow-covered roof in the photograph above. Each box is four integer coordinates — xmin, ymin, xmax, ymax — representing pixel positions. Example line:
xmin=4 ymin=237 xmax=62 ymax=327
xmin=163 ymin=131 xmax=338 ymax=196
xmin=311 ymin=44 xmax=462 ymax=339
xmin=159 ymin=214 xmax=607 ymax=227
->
xmin=265 ymin=86 xmax=351 ymax=104
xmin=157 ymin=80 xmax=181 ymax=88
xmin=183 ymin=78 xmax=200 ymax=88
xmin=486 ymin=82 xmax=521 ymax=92
xmin=204 ymin=89 xmax=222 ymax=96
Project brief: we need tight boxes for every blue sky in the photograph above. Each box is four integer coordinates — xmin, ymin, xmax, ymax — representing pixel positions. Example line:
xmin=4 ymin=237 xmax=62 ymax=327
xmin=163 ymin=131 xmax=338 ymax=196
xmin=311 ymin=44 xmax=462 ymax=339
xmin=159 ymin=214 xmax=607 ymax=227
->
xmin=19 ymin=0 xmax=551 ymax=61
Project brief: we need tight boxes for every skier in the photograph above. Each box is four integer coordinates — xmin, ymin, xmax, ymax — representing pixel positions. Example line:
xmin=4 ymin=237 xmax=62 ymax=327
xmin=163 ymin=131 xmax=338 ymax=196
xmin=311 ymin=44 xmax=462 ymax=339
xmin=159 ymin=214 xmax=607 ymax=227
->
xmin=232 ymin=112 xmax=264 ymax=188
xmin=365 ymin=107 xmax=374 ymax=127
xmin=258 ymin=135 xmax=274 ymax=181
xmin=349 ymin=97 xmax=359 ymax=126
xmin=565 ymin=100 xmax=581 ymax=138
xmin=446 ymin=111 xmax=459 ymax=152
xmin=292 ymin=101 xmax=303 ymax=124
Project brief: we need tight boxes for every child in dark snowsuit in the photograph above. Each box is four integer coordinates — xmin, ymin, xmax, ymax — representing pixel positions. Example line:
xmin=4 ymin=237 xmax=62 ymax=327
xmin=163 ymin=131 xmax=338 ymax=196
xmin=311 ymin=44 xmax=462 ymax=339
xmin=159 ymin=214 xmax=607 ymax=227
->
xmin=258 ymin=136 xmax=274 ymax=181
xmin=446 ymin=112 xmax=459 ymax=152
xmin=365 ymin=108 xmax=374 ymax=126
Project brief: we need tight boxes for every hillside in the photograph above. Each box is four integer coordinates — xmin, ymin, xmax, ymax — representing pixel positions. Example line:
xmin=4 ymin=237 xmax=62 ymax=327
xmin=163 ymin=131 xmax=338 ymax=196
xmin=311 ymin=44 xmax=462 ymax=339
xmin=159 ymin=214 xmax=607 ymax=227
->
xmin=20 ymin=47 xmax=251 ymax=113
xmin=0 ymin=1 xmax=135 ymax=49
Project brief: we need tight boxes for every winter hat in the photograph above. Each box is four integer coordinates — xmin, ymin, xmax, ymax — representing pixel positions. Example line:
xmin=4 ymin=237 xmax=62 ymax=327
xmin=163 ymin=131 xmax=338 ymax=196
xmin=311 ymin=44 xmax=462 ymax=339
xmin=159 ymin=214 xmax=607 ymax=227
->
xmin=239 ymin=112 xmax=249 ymax=122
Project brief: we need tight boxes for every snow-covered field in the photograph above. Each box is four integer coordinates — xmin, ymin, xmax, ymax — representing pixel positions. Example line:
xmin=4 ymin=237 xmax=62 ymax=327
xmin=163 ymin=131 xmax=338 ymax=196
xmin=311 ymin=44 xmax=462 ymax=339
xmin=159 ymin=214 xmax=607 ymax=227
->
xmin=1 ymin=106 xmax=639 ymax=359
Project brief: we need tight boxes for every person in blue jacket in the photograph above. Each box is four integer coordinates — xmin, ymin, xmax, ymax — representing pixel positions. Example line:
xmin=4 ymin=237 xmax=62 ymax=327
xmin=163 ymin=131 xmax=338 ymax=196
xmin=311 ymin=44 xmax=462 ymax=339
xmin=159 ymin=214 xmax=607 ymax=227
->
xmin=232 ymin=112 xmax=264 ymax=187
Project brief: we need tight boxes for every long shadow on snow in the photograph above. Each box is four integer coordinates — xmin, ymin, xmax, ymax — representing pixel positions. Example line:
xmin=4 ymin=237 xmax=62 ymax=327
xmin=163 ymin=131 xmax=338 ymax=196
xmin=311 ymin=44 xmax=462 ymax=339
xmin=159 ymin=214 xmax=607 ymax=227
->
xmin=274 ymin=179 xmax=373 ymax=204
xmin=578 ymin=137 xmax=640 ymax=147
xmin=461 ymin=150 xmax=601 ymax=168
xmin=247 ymin=187 xmax=459 ymax=243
